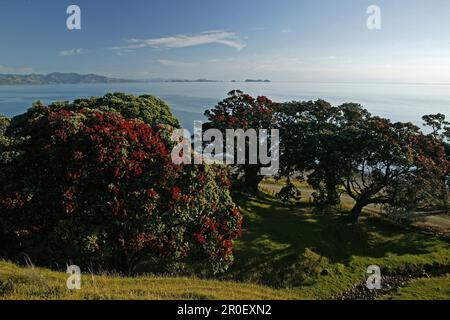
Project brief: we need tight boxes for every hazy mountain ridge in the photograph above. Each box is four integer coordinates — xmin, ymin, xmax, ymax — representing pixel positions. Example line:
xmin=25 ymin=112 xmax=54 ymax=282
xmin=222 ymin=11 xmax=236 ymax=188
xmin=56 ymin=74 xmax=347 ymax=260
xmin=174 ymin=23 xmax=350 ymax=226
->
xmin=0 ymin=73 xmax=139 ymax=85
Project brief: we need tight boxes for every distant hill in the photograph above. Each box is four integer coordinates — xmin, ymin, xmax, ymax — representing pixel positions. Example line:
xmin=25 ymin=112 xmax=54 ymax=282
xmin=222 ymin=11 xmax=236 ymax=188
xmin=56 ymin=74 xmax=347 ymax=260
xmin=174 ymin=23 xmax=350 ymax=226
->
xmin=0 ymin=72 xmax=139 ymax=85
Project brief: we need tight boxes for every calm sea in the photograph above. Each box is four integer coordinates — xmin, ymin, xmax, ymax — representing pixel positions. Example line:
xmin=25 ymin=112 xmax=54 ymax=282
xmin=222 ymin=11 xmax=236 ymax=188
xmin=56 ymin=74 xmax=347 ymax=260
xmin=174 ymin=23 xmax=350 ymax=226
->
xmin=0 ymin=82 xmax=449 ymax=130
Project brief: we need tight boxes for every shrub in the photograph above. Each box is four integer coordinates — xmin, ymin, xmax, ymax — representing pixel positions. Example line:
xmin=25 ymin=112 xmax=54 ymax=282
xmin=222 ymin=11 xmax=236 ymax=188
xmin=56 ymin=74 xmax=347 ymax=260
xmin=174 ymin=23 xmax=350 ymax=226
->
xmin=0 ymin=108 xmax=241 ymax=274
xmin=277 ymin=183 xmax=302 ymax=204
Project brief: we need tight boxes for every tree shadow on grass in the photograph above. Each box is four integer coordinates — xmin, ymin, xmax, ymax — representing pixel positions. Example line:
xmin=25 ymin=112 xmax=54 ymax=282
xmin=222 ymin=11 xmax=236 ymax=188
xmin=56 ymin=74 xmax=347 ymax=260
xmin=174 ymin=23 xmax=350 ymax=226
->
xmin=223 ymin=193 xmax=444 ymax=287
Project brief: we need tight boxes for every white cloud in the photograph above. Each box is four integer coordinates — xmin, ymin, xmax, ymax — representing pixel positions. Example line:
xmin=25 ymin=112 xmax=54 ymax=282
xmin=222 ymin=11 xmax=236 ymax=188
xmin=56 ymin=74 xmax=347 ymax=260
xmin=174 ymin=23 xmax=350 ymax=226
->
xmin=281 ymin=28 xmax=294 ymax=33
xmin=59 ymin=48 xmax=86 ymax=56
xmin=112 ymin=31 xmax=246 ymax=51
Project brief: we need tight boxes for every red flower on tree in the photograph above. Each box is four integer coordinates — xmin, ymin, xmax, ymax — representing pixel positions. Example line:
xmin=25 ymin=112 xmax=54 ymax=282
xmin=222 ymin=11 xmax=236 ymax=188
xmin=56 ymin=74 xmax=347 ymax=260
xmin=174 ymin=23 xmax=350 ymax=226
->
xmin=0 ymin=107 xmax=242 ymax=274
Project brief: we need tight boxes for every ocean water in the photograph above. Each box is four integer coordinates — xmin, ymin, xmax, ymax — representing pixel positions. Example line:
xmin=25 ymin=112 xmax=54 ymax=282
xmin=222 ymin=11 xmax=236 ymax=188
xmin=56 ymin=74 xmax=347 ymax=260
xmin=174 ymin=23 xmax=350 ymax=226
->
xmin=0 ymin=82 xmax=449 ymax=130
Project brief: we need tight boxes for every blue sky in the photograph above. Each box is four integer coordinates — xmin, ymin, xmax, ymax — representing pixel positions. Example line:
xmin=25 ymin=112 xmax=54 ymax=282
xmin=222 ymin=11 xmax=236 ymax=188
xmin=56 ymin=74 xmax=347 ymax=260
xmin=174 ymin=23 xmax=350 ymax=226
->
xmin=1 ymin=0 xmax=450 ymax=82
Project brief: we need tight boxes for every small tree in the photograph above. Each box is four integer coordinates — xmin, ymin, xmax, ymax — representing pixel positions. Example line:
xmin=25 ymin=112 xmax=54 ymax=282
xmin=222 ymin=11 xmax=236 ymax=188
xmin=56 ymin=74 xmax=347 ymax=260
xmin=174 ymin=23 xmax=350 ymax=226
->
xmin=422 ymin=113 xmax=448 ymax=138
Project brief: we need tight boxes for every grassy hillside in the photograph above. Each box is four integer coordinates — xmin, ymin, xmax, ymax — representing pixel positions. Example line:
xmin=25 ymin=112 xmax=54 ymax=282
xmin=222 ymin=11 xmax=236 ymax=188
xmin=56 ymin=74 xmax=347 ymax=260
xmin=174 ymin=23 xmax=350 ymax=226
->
xmin=0 ymin=261 xmax=298 ymax=300
xmin=1 ymin=192 xmax=449 ymax=300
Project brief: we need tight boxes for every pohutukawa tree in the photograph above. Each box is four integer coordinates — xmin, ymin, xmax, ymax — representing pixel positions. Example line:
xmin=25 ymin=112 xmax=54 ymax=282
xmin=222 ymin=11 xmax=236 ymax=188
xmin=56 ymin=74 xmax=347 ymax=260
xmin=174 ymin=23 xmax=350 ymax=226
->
xmin=277 ymin=100 xmax=348 ymax=209
xmin=341 ymin=117 xmax=448 ymax=222
xmin=277 ymin=100 xmax=449 ymax=222
xmin=0 ymin=108 xmax=242 ymax=274
xmin=204 ymin=90 xmax=280 ymax=192
xmin=9 ymin=92 xmax=180 ymax=134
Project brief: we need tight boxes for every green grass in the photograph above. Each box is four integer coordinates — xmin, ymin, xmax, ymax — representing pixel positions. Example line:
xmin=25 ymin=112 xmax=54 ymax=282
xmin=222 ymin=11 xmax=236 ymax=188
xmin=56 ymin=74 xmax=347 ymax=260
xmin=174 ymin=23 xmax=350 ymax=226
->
xmin=382 ymin=276 xmax=450 ymax=300
xmin=0 ymin=261 xmax=298 ymax=300
xmin=223 ymin=194 xmax=450 ymax=299
xmin=1 ymin=193 xmax=449 ymax=300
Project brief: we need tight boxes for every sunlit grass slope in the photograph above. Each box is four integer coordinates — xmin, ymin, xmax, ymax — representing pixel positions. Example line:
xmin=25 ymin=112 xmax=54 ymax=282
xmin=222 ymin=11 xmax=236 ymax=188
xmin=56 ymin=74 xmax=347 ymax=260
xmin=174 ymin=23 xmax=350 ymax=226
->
xmin=0 ymin=261 xmax=298 ymax=300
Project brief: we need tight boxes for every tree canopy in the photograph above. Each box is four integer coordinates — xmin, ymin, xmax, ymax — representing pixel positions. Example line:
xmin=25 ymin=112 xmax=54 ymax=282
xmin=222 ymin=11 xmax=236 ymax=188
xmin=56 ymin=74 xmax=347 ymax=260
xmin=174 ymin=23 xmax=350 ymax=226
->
xmin=277 ymin=101 xmax=449 ymax=221
xmin=204 ymin=90 xmax=279 ymax=192
xmin=8 ymin=92 xmax=180 ymax=136
xmin=0 ymin=96 xmax=241 ymax=274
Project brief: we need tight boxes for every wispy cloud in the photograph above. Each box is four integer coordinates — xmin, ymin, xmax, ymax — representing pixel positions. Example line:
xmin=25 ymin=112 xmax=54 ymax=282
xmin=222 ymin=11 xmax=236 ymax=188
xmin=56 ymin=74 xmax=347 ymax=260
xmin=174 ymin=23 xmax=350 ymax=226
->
xmin=281 ymin=28 xmax=294 ymax=33
xmin=157 ymin=59 xmax=196 ymax=67
xmin=112 ymin=31 xmax=246 ymax=51
xmin=59 ymin=48 xmax=86 ymax=56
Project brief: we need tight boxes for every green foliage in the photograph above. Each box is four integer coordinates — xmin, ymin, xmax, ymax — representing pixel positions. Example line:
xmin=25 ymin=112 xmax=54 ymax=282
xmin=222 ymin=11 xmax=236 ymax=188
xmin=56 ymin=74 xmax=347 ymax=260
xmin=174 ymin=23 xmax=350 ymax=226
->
xmin=0 ymin=114 xmax=9 ymax=136
xmin=204 ymin=90 xmax=279 ymax=192
xmin=67 ymin=92 xmax=180 ymax=128
xmin=9 ymin=93 xmax=180 ymax=135
xmin=0 ymin=114 xmax=11 ymax=161
xmin=342 ymin=118 xmax=448 ymax=220
xmin=422 ymin=113 xmax=448 ymax=139
xmin=277 ymin=101 xmax=449 ymax=221
xmin=277 ymin=100 xmax=352 ymax=209
xmin=422 ymin=113 xmax=450 ymax=203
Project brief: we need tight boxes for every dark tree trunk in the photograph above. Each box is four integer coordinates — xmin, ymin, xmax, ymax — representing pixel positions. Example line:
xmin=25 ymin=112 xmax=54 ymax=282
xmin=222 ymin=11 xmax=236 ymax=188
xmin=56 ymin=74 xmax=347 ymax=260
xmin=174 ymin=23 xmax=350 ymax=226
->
xmin=349 ymin=201 xmax=365 ymax=223
xmin=243 ymin=165 xmax=264 ymax=193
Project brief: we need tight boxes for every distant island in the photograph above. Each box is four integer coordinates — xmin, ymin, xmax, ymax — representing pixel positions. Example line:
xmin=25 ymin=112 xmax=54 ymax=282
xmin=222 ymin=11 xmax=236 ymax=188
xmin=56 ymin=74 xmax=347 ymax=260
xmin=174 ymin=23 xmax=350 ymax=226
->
xmin=245 ymin=79 xmax=271 ymax=83
xmin=230 ymin=79 xmax=271 ymax=83
xmin=161 ymin=79 xmax=221 ymax=83
xmin=0 ymin=73 xmax=139 ymax=85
